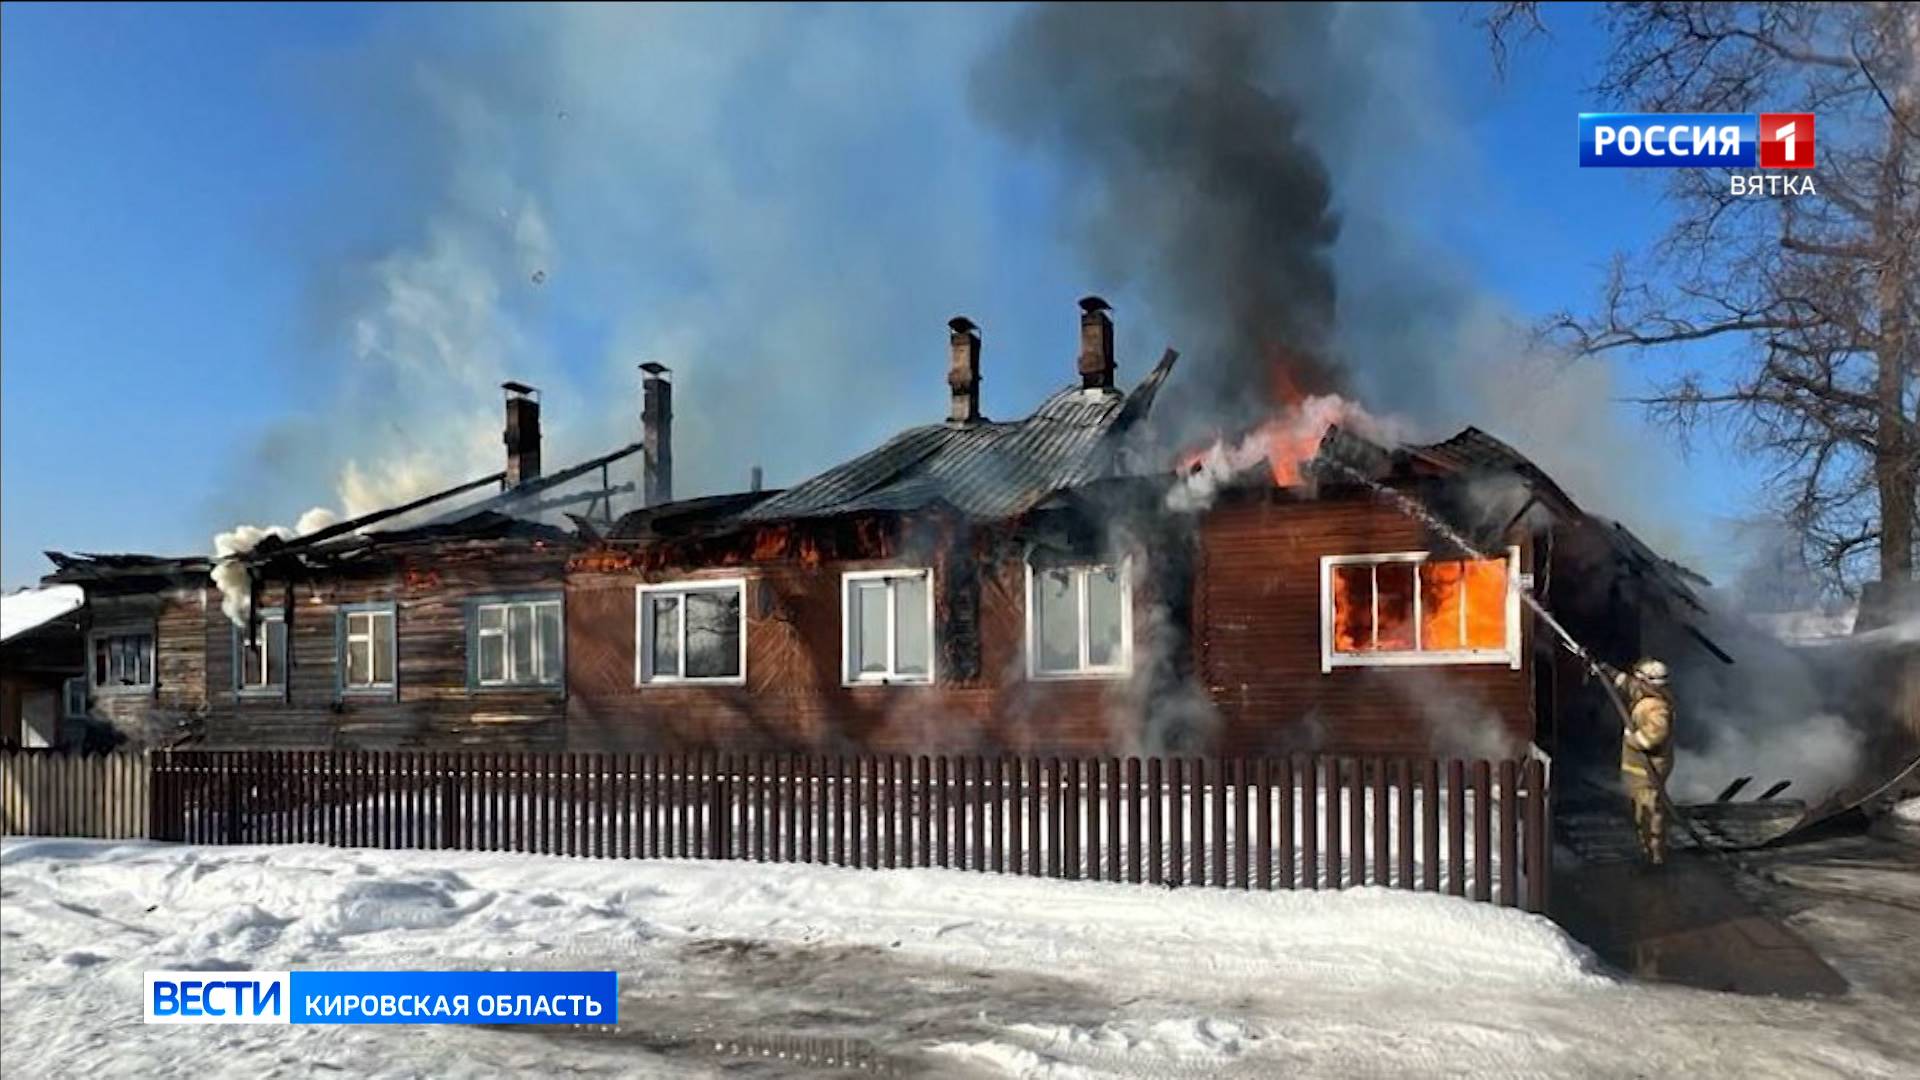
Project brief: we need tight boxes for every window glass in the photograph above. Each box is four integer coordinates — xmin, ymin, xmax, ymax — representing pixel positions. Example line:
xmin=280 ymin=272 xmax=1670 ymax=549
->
xmin=372 ymin=613 xmax=396 ymax=684
xmin=649 ymin=594 xmax=681 ymax=678
xmin=1086 ymin=566 xmax=1125 ymax=667
xmin=892 ymin=574 xmax=929 ymax=676
xmin=1421 ymin=561 xmax=1466 ymax=651
xmin=1326 ymin=553 xmax=1514 ymax=666
xmin=1375 ymin=562 xmax=1417 ymax=651
xmin=347 ymin=637 xmax=372 ymax=686
xmin=1035 ymin=568 xmax=1079 ymax=673
xmin=683 ymin=589 xmax=740 ymax=679
xmin=478 ymin=629 xmax=506 ymax=684
xmin=265 ymin=620 xmax=287 ymax=687
xmin=1330 ymin=565 xmax=1372 ymax=653
xmin=536 ymin=603 xmax=563 ymax=683
xmin=855 ymin=581 xmax=889 ymax=674
xmin=1463 ymin=559 xmax=1509 ymax=650
xmin=508 ymin=605 xmax=534 ymax=682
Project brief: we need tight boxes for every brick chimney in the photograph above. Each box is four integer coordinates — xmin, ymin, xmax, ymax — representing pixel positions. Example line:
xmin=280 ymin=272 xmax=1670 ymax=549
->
xmin=501 ymin=381 xmax=541 ymax=486
xmin=947 ymin=316 xmax=982 ymax=424
xmin=640 ymin=362 xmax=673 ymax=506
xmin=1077 ymin=295 xmax=1115 ymax=391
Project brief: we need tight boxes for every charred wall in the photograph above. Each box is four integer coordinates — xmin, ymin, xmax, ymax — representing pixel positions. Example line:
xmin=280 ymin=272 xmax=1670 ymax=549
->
xmin=86 ymin=587 xmax=211 ymax=746
xmin=202 ymin=543 xmax=571 ymax=750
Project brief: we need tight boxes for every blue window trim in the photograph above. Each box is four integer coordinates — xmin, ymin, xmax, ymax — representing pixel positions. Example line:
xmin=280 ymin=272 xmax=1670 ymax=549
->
xmin=335 ymin=602 xmax=400 ymax=702
xmin=230 ymin=612 xmax=289 ymax=702
xmin=464 ymin=592 xmax=565 ymax=694
xmin=88 ymin=622 xmax=158 ymax=697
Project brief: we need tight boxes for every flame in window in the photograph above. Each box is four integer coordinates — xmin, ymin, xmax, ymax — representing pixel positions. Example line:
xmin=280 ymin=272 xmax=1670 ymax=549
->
xmin=1331 ymin=556 xmax=1509 ymax=655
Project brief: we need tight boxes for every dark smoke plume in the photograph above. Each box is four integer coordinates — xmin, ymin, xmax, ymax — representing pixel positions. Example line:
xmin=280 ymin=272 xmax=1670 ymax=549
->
xmin=971 ymin=3 xmax=1341 ymax=438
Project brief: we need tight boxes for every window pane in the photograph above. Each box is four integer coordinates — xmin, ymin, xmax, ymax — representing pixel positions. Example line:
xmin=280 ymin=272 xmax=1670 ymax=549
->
xmin=1375 ymin=563 xmax=1416 ymax=651
xmin=1420 ymin=561 xmax=1466 ymax=652
xmin=241 ymin=633 xmax=264 ymax=688
xmin=537 ymin=603 xmax=562 ymax=683
xmin=893 ymin=575 xmax=929 ymax=677
xmin=649 ymin=595 xmax=681 ymax=678
xmin=1330 ymin=565 xmax=1372 ymax=653
xmin=478 ymin=632 xmax=506 ymax=683
xmin=347 ymin=639 xmax=372 ymax=687
xmin=265 ymin=621 xmax=287 ymax=686
xmin=139 ymin=636 xmax=153 ymax=684
xmin=479 ymin=605 xmax=505 ymax=632
xmin=1036 ymin=568 xmax=1079 ymax=672
xmin=372 ymin=614 xmax=395 ymax=683
xmin=1086 ymin=566 xmax=1125 ymax=667
xmin=348 ymin=612 xmax=369 ymax=639
xmin=855 ymin=582 xmax=889 ymax=674
xmin=685 ymin=589 xmax=741 ymax=679
xmin=94 ymin=640 xmax=108 ymax=685
xmin=508 ymin=604 xmax=534 ymax=683
xmin=1463 ymin=559 xmax=1509 ymax=650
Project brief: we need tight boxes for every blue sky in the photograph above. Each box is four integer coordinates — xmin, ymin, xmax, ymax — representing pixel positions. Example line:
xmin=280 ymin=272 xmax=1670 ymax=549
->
xmin=1 ymin=3 xmax=1762 ymax=589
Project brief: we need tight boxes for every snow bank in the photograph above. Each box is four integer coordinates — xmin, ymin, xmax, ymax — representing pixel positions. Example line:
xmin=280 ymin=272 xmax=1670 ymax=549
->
xmin=3 ymin=840 xmax=1915 ymax=1078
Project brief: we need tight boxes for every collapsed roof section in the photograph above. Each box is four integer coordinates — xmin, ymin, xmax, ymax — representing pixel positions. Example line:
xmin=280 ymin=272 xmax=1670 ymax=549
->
xmin=42 ymin=552 xmax=213 ymax=590
xmin=1301 ymin=423 xmax=1721 ymax=657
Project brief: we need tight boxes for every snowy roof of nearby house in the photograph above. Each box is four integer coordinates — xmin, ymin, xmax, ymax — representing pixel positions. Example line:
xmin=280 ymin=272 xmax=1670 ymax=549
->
xmin=0 ymin=584 xmax=84 ymax=644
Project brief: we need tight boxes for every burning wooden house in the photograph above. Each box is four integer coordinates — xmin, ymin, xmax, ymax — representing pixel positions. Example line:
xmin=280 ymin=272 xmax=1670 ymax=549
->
xmin=562 ymin=299 xmax=1720 ymax=773
xmin=25 ymin=296 xmax=1724 ymax=785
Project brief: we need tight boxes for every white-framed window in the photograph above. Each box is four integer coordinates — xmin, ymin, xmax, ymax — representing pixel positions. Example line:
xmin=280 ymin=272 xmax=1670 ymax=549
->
xmin=842 ymin=569 xmax=934 ymax=685
xmin=636 ymin=578 xmax=746 ymax=685
xmin=472 ymin=596 xmax=563 ymax=688
xmin=90 ymin=629 xmax=154 ymax=691
xmin=1320 ymin=547 xmax=1522 ymax=672
xmin=1026 ymin=557 xmax=1132 ymax=679
xmin=340 ymin=605 xmax=397 ymax=693
xmin=62 ymin=676 xmax=87 ymax=719
xmin=235 ymin=613 xmax=288 ymax=694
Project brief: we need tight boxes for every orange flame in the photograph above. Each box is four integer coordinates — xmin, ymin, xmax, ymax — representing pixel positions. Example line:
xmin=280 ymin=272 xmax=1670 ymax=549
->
xmin=1331 ymin=557 xmax=1509 ymax=655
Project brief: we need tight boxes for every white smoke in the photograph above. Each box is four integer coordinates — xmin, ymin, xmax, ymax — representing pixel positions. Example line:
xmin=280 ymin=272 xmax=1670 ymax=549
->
xmin=210 ymin=508 xmax=339 ymax=629
xmin=1165 ymin=394 xmax=1409 ymax=513
xmin=1670 ymin=711 xmax=1866 ymax=804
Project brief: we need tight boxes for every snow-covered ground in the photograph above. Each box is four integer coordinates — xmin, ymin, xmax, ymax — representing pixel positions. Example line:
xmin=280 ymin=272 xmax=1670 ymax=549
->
xmin=3 ymin=840 xmax=1917 ymax=1078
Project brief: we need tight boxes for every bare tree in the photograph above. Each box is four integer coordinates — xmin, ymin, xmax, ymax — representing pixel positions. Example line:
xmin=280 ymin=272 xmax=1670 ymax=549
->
xmin=1489 ymin=2 xmax=1918 ymax=596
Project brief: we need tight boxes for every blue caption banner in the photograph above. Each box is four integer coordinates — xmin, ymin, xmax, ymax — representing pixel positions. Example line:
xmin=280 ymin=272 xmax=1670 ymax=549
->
xmin=289 ymin=970 xmax=618 ymax=1025
xmin=1578 ymin=112 xmax=1757 ymax=167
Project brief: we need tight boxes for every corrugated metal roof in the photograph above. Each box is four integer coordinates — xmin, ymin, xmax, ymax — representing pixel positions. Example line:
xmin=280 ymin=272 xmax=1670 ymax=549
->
xmin=743 ymin=364 xmax=1172 ymax=523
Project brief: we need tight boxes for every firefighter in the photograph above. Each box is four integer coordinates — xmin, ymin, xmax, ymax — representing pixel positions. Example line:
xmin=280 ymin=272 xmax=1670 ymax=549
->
xmin=1607 ymin=658 xmax=1675 ymax=866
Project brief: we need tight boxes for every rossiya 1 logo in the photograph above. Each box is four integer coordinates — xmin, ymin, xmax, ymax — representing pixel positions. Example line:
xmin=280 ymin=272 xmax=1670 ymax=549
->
xmin=1578 ymin=112 xmax=1816 ymax=197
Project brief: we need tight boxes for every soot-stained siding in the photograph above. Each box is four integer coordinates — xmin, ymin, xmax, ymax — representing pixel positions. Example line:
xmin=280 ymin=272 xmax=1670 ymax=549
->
xmin=86 ymin=588 xmax=209 ymax=746
xmin=203 ymin=544 xmax=570 ymax=750
xmin=565 ymin=544 xmax=1158 ymax=756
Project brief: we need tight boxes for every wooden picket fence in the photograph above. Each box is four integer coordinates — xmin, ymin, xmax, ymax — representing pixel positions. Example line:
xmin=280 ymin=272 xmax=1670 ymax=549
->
xmin=0 ymin=750 xmax=150 ymax=839
xmin=144 ymin=750 xmax=1551 ymax=911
